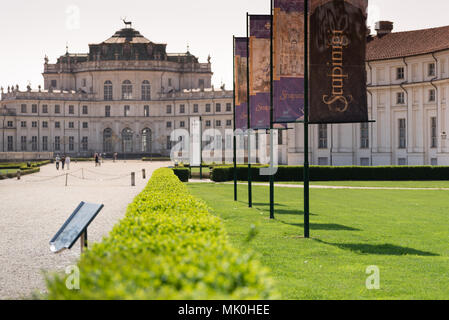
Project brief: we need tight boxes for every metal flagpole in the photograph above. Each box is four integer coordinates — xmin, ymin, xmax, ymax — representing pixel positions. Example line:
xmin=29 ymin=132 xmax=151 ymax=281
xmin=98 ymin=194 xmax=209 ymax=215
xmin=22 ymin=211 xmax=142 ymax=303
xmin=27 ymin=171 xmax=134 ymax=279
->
xmin=304 ymin=0 xmax=310 ymax=238
xmin=233 ymin=36 xmax=238 ymax=201
xmin=269 ymin=1 xmax=275 ymax=219
xmin=247 ymin=13 xmax=252 ymax=208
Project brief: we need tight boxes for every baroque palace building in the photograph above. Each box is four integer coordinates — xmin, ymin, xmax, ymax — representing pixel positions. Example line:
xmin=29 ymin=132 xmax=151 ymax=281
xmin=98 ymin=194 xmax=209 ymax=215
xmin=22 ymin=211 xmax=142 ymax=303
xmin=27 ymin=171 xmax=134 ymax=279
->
xmin=0 ymin=26 xmax=234 ymax=158
xmin=2 ymin=22 xmax=449 ymax=165
xmin=288 ymin=21 xmax=449 ymax=166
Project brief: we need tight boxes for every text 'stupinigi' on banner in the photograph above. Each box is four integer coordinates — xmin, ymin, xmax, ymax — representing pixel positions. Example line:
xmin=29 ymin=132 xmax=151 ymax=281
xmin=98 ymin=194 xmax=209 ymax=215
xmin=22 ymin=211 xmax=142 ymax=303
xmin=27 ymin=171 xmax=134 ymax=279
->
xmin=234 ymin=37 xmax=249 ymax=131
xmin=273 ymin=0 xmax=305 ymax=124
xmin=310 ymin=0 xmax=369 ymax=124
xmin=249 ymin=15 xmax=271 ymax=130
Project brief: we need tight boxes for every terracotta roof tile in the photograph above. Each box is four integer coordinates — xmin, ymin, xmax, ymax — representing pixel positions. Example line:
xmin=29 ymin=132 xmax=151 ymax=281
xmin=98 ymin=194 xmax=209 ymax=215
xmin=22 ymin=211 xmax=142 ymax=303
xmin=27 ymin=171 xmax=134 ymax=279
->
xmin=366 ymin=25 xmax=449 ymax=61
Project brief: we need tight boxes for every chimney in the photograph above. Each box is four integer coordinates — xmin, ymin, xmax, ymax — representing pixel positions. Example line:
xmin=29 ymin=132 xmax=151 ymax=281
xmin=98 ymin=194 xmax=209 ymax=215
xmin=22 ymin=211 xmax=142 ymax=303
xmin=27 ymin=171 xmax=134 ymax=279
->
xmin=375 ymin=21 xmax=394 ymax=37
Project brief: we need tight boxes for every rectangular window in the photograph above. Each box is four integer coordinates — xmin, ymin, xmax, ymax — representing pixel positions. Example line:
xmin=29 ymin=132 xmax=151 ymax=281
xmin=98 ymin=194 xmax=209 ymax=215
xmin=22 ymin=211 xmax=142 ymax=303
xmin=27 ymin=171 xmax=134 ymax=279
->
xmin=226 ymin=103 xmax=232 ymax=112
xmin=42 ymin=105 xmax=48 ymax=114
xmin=429 ymin=89 xmax=436 ymax=102
xmin=32 ymin=104 xmax=38 ymax=113
xmin=31 ymin=136 xmax=38 ymax=151
xmin=55 ymin=136 xmax=61 ymax=151
xmin=21 ymin=104 xmax=27 ymax=113
xmin=399 ymin=118 xmax=407 ymax=149
xmin=398 ymin=158 xmax=407 ymax=166
xmin=69 ymin=105 xmax=74 ymax=114
xmin=180 ymin=105 xmax=185 ymax=114
xmin=166 ymin=121 xmax=172 ymax=128
xmin=51 ymin=80 xmax=57 ymax=88
xmin=431 ymin=117 xmax=437 ymax=148
xmin=396 ymin=67 xmax=405 ymax=80
xmin=318 ymin=124 xmax=328 ymax=149
xmin=21 ymin=121 xmax=26 ymax=128
xmin=32 ymin=121 xmax=37 ymax=128
xmin=68 ymin=122 xmax=74 ymax=129
xmin=166 ymin=105 xmax=172 ymax=114
xmin=82 ymin=137 xmax=88 ymax=151
xmin=193 ymin=104 xmax=199 ymax=113
xmin=226 ymin=120 xmax=232 ymax=127
xmin=55 ymin=122 xmax=61 ymax=129
xmin=144 ymin=105 xmax=150 ymax=117
xmin=360 ymin=158 xmax=370 ymax=166
xmin=278 ymin=130 xmax=283 ymax=145
xmin=168 ymin=78 xmax=172 ymax=87
xmin=216 ymin=103 xmax=221 ymax=112
xmin=206 ymin=104 xmax=211 ymax=113
xmin=42 ymin=121 xmax=48 ymax=128
xmin=361 ymin=123 xmax=369 ymax=149
xmin=82 ymin=106 xmax=88 ymax=115
xmin=21 ymin=136 xmax=27 ymax=151
xmin=199 ymin=79 xmax=205 ymax=88
xmin=397 ymin=92 xmax=405 ymax=104
xmin=42 ymin=136 xmax=48 ymax=151
xmin=318 ymin=157 xmax=329 ymax=166
xmin=428 ymin=63 xmax=436 ymax=77
xmin=7 ymin=136 xmax=13 ymax=151
xmin=205 ymin=120 xmax=211 ymax=127
xmin=431 ymin=158 xmax=438 ymax=166
xmin=166 ymin=136 xmax=172 ymax=150
xmin=124 ymin=105 xmax=130 ymax=117
xmin=105 ymin=106 xmax=111 ymax=117
xmin=83 ymin=122 xmax=88 ymax=129
xmin=55 ymin=105 xmax=61 ymax=114
xmin=180 ymin=121 xmax=185 ymax=128
xmin=69 ymin=136 xmax=75 ymax=151
xmin=82 ymin=79 xmax=87 ymax=87
xmin=7 ymin=121 xmax=13 ymax=128
xmin=216 ymin=120 xmax=221 ymax=127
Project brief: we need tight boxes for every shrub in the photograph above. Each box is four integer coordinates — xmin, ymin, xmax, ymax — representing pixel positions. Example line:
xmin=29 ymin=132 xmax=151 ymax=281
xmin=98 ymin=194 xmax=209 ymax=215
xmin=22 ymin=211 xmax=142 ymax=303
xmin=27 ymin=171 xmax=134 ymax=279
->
xmin=211 ymin=165 xmax=449 ymax=182
xmin=46 ymin=168 xmax=277 ymax=300
xmin=142 ymin=157 xmax=172 ymax=162
xmin=172 ymin=168 xmax=189 ymax=182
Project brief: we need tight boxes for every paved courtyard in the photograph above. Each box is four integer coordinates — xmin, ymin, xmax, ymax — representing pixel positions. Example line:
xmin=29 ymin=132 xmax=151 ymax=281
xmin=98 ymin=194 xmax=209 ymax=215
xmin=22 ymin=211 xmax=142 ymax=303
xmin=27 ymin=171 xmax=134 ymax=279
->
xmin=0 ymin=160 xmax=169 ymax=299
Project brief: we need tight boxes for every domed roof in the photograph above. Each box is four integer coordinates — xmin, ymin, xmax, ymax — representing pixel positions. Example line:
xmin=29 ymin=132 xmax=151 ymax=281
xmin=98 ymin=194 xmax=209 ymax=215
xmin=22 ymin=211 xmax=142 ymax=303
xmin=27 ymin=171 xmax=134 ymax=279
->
xmin=103 ymin=28 xmax=151 ymax=44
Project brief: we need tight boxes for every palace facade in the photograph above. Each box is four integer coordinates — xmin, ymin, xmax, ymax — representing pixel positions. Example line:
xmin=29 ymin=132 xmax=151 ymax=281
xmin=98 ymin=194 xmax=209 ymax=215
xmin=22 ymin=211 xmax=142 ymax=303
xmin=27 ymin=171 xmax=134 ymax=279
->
xmin=2 ymin=22 xmax=449 ymax=165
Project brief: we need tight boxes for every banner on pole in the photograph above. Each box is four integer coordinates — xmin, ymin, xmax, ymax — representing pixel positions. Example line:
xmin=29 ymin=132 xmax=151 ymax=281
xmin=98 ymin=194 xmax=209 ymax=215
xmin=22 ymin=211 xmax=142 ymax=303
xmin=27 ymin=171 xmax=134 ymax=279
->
xmin=234 ymin=37 xmax=248 ymax=131
xmin=273 ymin=0 xmax=305 ymax=123
xmin=190 ymin=117 xmax=201 ymax=166
xmin=249 ymin=15 xmax=271 ymax=129
xmin=310 ymin=0 xmax=369 ymax=124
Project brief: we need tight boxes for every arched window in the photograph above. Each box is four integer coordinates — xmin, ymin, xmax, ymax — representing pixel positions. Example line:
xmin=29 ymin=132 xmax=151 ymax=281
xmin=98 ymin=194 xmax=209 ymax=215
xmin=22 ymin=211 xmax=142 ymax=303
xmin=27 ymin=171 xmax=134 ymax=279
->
xmin=142 ymin=128 xmax=152 ymax=153
xmin=103 ymin=128 xmax=113 ymax=152
xmin=104 ymin=81 xmax=113 ymax=101
xmin=122 ymin=80 xmax=133 ymax=100
xmin=122 ymin=128 xmax=133 ymax=153
xmin=142 ymin=80 xmax=151 ymax=101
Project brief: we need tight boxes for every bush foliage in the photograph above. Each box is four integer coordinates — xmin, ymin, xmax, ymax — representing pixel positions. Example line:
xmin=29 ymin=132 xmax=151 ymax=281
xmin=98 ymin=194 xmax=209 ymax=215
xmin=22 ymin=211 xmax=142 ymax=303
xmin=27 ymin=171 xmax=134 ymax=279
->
xmin=46 ymin=168 xmax=277 ymax=300
xmin=172 ymin=168 xmax=189 ymax=182
xmin=211 ymin=165 xmax=449 ymax=182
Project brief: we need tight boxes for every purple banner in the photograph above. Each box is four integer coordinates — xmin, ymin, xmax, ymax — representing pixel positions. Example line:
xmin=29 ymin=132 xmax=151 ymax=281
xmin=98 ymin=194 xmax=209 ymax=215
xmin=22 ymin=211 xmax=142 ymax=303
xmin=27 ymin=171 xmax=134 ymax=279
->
xmin=273 ymin=0 xmax=305 ymax=123
xmin=234 ymin=37 xmax=248 ymax=130
xmin=249 ymin=15 xmax=271 ymax=129
xmin=310 ymin=0 xmax=369 ymax=123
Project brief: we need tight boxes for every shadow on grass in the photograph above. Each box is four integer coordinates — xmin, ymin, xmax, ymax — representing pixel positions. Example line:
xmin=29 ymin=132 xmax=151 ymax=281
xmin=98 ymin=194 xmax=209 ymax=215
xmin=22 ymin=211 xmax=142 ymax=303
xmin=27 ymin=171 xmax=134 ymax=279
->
xmin=281 ymin=221 xmax=361 ymax=231
xmin=315 ymin=239 xmax=439 ymax=256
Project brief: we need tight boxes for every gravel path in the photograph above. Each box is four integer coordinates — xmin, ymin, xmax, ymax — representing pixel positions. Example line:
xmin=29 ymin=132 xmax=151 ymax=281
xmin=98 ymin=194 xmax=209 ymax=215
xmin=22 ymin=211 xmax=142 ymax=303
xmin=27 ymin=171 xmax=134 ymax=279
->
xmin=0 ymin=160 xmax=169 ymax=300
xmin=189 ymin=180 xmax=449 ymax=191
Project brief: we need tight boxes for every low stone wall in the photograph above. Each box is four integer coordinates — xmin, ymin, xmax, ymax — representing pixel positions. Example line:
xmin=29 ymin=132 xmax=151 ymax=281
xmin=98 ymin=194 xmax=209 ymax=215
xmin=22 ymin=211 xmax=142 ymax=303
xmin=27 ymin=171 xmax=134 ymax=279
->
xmin=0 ymin=152 xmax=54 ymax=161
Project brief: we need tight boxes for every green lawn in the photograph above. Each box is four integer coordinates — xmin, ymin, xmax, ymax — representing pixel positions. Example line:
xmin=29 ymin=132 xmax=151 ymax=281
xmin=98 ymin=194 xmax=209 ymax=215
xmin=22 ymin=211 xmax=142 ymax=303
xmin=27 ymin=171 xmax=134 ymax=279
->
xmin=187 ymin=183 xmax=449 ymax=300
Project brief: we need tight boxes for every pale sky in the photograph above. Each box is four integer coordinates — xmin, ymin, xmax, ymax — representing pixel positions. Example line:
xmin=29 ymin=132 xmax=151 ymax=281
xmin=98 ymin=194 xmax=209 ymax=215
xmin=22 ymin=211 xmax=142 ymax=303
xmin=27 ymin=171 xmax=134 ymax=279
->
xmin=0 ymin=0 xmax=448 ymax=92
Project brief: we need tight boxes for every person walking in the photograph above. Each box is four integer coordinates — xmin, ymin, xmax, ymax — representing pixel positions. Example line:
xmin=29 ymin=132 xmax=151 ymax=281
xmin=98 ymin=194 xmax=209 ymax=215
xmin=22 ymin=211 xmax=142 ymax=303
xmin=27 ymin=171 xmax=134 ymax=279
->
xmin=95 ymin=153 xmax=99 ymax=167
xmin=55 ymin=155 xmax=61 ymax=170
xmin=65 ymin=156 xmax=71 ymax=170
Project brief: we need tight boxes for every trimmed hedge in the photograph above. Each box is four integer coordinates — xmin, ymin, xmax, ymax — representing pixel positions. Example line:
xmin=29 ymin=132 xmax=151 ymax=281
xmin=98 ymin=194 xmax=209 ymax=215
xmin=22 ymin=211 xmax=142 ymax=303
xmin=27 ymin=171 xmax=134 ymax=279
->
xmin=172 ymin=168 xmax=189 ymax=182
xmin=46 ymin=168 xmax=277 ymax=300
xmin=0 ymin=168 xmax=40 ymax=180
xmin=0 ymin=160 xmax=50 ymax=170
xmin=211 ymin=165 xmax=449 ymax=182
xmin=142 ymin=157 xmax=172 ymax=162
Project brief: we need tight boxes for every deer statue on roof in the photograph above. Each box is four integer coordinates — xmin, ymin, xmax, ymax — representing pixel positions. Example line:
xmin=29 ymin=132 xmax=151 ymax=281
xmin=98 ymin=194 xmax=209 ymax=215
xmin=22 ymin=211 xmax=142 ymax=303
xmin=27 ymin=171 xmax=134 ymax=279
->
xmin=122 ymin=18 xmax=132 ymax=28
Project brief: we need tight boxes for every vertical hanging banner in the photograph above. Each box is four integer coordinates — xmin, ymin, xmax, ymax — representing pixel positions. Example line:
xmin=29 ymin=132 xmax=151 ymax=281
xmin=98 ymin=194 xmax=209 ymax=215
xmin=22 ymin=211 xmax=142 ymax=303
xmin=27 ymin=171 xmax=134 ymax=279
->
xmin=249 ymin=15 xmax=271 ymax=129
xmin=234 ymin=37 xmax=248 ymax=130
xmin=273 ymin=0 xmax=305 ymax=123
xmin=310 ymin=0 xmax=369 ymax=123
